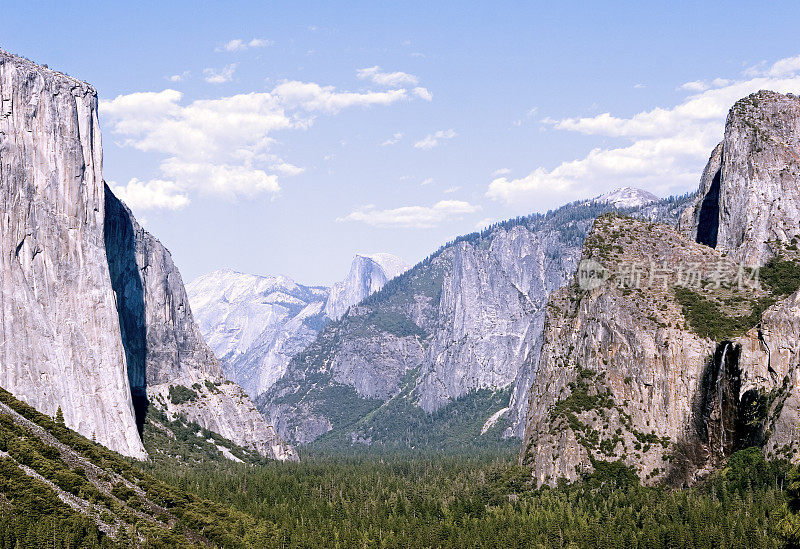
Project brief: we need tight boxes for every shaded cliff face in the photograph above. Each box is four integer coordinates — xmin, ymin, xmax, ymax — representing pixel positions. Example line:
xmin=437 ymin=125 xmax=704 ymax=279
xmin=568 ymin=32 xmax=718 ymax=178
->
xmin=105 ymin=189 xmax=297 ymax=461
xmin=681 ymin=91 xmax=800 ymax=266
xmin=259 ymin=195 xmax=692 ymax=448
xmin=0 ymin=51 xmax=146 ymax=459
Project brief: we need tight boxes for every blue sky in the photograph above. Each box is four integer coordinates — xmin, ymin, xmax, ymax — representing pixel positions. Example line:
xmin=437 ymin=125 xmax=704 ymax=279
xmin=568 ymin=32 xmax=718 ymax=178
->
xmin=6 ymin=1 xmax=800 ymax=285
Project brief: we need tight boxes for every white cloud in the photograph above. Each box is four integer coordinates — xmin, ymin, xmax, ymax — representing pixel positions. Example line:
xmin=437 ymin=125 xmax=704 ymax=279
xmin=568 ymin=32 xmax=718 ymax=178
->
xmin=271 ymin=162 xmax=305 ymax=176
xmin=414 ymin=128 xmax=456 ymax=150
xmin=337 ymin=200 xmax=480 ymax=228
xmin=492 ymin=168 xmax=511 ymax=176
xmin=679 ymin=80 xmax=709 ymax=92
xmin=381 ymin=132 xmax=403 ymax=146
xmin=160 ymin=159 xmax=279 ymax=199
xmin=357 ymin=65 xmax=419 ymax=87
xmin=272 ymin=80 xmax=409 ymax=114
xmin=101 ymin=77 xmax=426 ymax=210
xmin=488 ymin=55 xmax=800 ymax=207
xmin=747 ymin=55 xmax=800 ymax=77
xmin=443 ymin=186 xmax=460 ymax=194
xmin=204 ymin=64 xmax=237 ymax=84
xmin=634 ymin=83 xmax=646 ymax=89
xmin=354 ymin=66 xmax=431 ymax=101
xmin=168 ymin=71 xmax=190 ymax=82
xmin=217 ymin=38 xmax=273 ymax=52
xmin=109 ymin=178 xmax=189 ymax=210
xmin=421 ymin=177 xmax=434 ymax=186
xmin=248 ymin=38 xmax=272 ymax=48
xmin=413 ymin=87 xmax=433 ymax=101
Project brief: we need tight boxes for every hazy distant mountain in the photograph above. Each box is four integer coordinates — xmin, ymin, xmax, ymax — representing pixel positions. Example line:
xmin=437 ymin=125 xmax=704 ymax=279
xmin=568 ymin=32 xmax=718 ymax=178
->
xmin=325 ymin=253 xmax=411 ymax=320
xmin=187 ymin=253 xmax=409 ymax=397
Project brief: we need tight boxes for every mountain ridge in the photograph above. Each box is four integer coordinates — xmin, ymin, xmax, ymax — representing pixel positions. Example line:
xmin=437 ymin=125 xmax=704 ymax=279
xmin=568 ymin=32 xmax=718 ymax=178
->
xmin=257 ymin=191 xmax=693 ymax=449
xmin=187 ymin=252 xmax=409 ymax=398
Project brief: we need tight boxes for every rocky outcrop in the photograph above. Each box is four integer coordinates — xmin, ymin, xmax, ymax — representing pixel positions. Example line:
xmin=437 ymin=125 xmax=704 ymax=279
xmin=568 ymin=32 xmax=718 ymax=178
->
xmin=522 ymin=213 xmax=800 ymax=486
xmin=524 ymin=92 xmax=800 ymax=486
xmin=0 ymin=49 xmax=292 ymax=462
xmin=0 ymin=51 xmax=146 ymax=458
xmin=521 ymin=216 xmax=740 ymax=485
xmin=680 ymin=91 xmax=800 ymax=266
xmin=259 ymin=194 xmax=692 ymax=447
xmin=324 ymin=253 xmax=410 ymax=320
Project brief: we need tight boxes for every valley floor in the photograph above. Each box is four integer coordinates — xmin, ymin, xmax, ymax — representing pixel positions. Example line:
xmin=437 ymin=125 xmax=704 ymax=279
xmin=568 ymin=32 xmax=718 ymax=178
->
xmin=1 ymin=385 xmax=798 ymax=548
xmin=142 ymin=448 xmax=794 ymax=548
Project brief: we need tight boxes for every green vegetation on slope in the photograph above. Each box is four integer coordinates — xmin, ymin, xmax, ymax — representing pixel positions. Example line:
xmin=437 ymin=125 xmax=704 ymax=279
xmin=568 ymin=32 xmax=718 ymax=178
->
xmin=143 ymin=405 xmax=266 ymax=466
xmin=675 ymin=257 xmax=800 ymax=341
xmin=310 ymin=387 xmax=517 ymax=454
xmin=5 ymin=381 xmax=800 ymax=547
xmin=0 ymin=387 xmax=283 ymax=547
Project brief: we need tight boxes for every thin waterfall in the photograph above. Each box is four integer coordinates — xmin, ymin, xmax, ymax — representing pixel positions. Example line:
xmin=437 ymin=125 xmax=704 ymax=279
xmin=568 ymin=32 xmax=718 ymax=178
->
xmin=718 ymin=343 xmax=729 ymax=455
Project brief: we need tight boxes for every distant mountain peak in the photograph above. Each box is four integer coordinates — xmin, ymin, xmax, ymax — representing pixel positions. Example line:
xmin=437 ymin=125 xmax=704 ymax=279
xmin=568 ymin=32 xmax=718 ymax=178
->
xmin=355 ymin=253 xmax=410 ymax=280
xmin=187 ymin=252 xmax=409 ymax=397
xmin=592 ymin=187 xmax=659 ymax=208
xmin=325 ymin=253 xmax=410 ymax=320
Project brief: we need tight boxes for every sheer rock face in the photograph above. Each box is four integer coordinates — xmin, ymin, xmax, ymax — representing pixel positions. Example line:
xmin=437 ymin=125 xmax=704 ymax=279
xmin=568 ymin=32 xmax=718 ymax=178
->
xmin=105 ymin=192 xmax=297 ymax=461
xmin=735 ymin=290 xmax=800 ymax=462
xmin=0 ymin=50 xmax=293 ymax=462
xmin=0 ymin=51 xmax=146 ymax=458
xmin=415 ymin=226 xmax=574 ymax=418
xmin=680 ymin=91 xmax=800 ymax=266
xmin=325 ymin=253 xmax=410 ymax=321
xmin=521 ymin=217 xmax=726 ymax=486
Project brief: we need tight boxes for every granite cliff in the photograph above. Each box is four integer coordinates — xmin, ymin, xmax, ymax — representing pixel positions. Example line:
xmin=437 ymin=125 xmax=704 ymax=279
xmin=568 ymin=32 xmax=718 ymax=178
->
xmin=0 ymin=50 xmax=293 ymax=461
xmin=0 ymin=51 xmax=146 ymax=459
xmin=680 ymin=91 xmax=800 ymax=266
xmin=522 ymin=91 xmax=800 ymax=486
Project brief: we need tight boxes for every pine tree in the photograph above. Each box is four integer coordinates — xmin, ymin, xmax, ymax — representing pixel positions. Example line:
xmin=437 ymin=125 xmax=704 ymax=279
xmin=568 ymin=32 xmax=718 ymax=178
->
xmin=55 ymin=406 xmax=64 ymax=426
